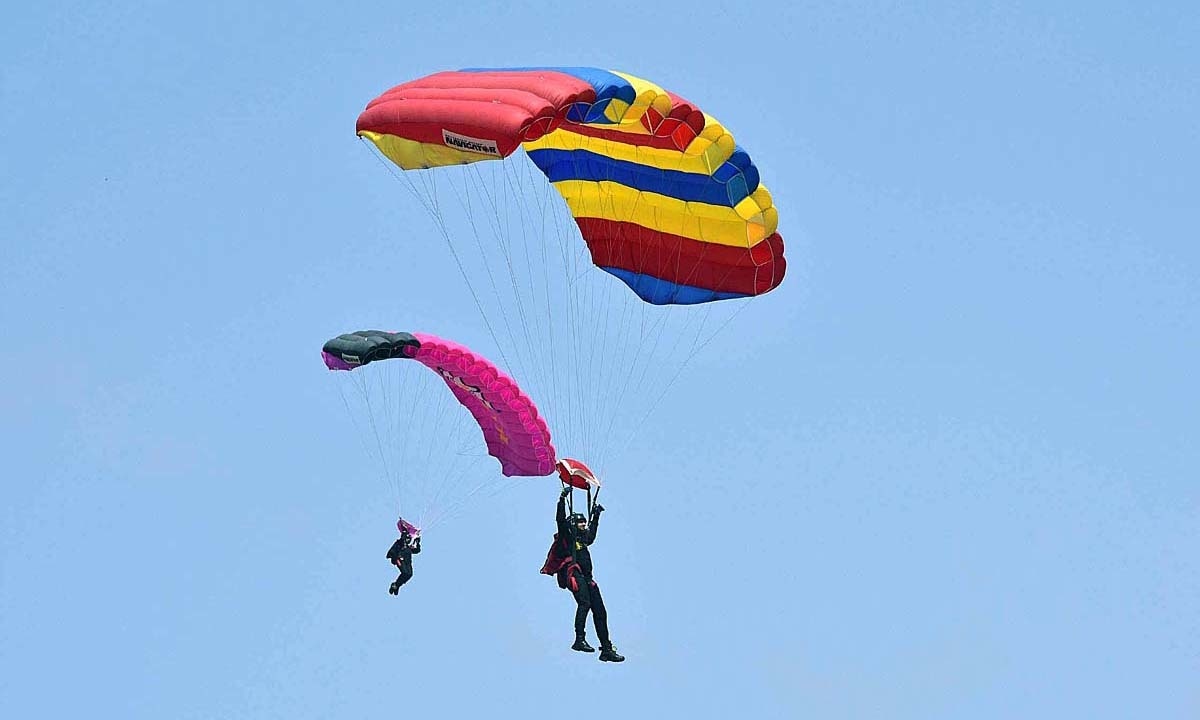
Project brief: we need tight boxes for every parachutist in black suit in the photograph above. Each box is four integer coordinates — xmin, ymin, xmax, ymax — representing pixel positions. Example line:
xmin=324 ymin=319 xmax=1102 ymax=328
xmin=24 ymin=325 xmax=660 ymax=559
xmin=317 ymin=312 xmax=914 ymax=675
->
xmin=386 ymin=529 xmax=421 ymax=594
xmin=541 ymin=486 xmax=625 ymax=662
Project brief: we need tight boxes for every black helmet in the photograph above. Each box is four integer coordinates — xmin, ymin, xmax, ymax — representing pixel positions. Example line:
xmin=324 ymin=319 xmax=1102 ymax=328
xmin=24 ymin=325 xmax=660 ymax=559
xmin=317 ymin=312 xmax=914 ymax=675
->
xmin=568 ymin=512 xmax=587 ymax=527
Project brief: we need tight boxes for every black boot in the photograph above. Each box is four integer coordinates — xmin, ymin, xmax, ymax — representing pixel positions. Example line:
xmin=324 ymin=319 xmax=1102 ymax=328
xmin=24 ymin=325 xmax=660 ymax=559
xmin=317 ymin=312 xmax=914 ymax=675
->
xmin=571 ymin=635 xmax=596 ymax=653
xmin=388 ymin=581 xmax=400 ymax=595
xmin=599 ymin=645 xmax=625 ymax=662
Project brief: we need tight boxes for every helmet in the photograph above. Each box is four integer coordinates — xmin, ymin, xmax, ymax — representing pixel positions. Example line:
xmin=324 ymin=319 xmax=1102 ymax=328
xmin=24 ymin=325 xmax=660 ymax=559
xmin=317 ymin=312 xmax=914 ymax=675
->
xmin=568 ymin=512 xmax=587 ymax=527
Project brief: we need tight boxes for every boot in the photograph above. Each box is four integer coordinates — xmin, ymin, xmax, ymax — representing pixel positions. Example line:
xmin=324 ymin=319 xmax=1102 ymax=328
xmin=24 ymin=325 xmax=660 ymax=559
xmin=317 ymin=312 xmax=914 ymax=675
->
xmin=599 ymin=645 xmax=625 ymax=662
xmin=388 ymin=581 xmax=400 ymax=595
xmin=571 ymin=634 xmax=596 ymax=653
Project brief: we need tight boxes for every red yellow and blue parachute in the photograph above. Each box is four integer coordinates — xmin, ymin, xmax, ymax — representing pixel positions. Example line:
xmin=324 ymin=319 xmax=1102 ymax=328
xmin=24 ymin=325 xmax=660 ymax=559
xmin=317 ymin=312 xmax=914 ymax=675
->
xmin=356 ymin=67 xmax=786 ymax=305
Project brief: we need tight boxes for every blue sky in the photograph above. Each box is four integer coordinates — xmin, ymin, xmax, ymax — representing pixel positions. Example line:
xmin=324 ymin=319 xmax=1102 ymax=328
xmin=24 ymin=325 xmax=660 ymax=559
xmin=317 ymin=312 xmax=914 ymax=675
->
xmin=2 ymin=2 xmax=1198 ymax=718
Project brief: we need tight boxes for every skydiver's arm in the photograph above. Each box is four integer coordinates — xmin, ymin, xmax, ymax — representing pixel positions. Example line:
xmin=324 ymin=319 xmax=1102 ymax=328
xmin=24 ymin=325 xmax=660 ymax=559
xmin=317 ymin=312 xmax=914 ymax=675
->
xmin=556 ymin=494 xmax=570 ymax=535
xmin=411 ymin=538 xmax=421 ymax=555
xmin=585 ymin=509 xmax=600 ymax=544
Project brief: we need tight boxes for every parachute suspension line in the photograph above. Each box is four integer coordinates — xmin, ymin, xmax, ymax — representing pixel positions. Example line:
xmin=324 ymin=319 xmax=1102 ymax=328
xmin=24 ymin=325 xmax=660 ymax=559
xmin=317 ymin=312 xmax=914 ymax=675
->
xmin=360 ymin=139 xmax=519 ymax=385
xmin=417 ymin=444 xmax=488 ymax=532
xmin=401 ymin=359 xmax=443 ymax=528
xmin=562 ymin=144 xmax=609 ymax=465
xmin=520 ymin=150 xmax=567 ymax=448
xmin=377 ymin=360 xmax=438 ymax=521
xmin=604 ymin=158 xmax=671 ymax=465
xmin=591 ymin=265 xmax=627 ymax=465
xmin=411 ymin=367 xmax=481 ymax=529
xmin=421 ymin=472 xmax=519 ymax=533
xmin=415 ymin=347 xmax=511 ymax=535
xmin=335 ymin=378 xmax=402 ymax=515
xmin=465 ymin=162 xmax=545 ymax=403
xmin=613 ymin=298 xmax=755 ymax=461
xmin=562 ymin=179 xmax=589 ymax=462
xmin=594 ymin=299 xmax=669 ymax=469
xmin=520 ymin=155 xmax=569 ymax=449
xmin=501 ymin=157 xmax=554 ymax=412
xmin=570 ymin=241 xmax=602 ymax=463
xmin=414 ymin=419 xmax=483 ymax=531
xmin=345 ymin=372 xmax=405 ymax=511
xmin=554 ymin=148 xmax=590 ymax=463
xmin=544 ymin=158 xmax=586 ymax=465
xmin=444 ymin=165 xmax=547 ymax=404
xmin=578 ymin=154 xmax=666 ymax=473
xmin=542 ymin=160 xmax=583 ymax=461
xmin=592 ymin=219 xmax=660 ymax=467
xmin=616 ymin=300 xmax=725 ymax=457
xmin=591 ymin=146 xmax=630 ymax=464
xmin=419 ymin=419 xmax=484 ymax=526
xmin=334 ymin=351 xmax=502 ymax=533
xmin=500 ymin=155 xmax=556 ymax=404
xmin=355 ymin=369 xmax=400 ymax=504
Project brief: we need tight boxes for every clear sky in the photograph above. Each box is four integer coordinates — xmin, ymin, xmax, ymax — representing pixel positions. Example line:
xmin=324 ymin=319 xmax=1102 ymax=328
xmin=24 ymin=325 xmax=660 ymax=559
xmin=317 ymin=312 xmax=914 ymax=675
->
xmin=3 ymin=2 xmax=1198 ymax=718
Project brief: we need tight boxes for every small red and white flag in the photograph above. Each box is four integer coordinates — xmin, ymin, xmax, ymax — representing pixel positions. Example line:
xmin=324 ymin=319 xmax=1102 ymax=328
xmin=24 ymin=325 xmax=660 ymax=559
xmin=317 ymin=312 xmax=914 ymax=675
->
xmin=555 ymin=458 xmax=600 ymax=490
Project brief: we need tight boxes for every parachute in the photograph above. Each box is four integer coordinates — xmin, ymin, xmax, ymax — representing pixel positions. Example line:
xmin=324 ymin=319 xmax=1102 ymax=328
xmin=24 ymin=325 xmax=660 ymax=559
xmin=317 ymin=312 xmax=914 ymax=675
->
xmin=323 ymin=330 xmax=555 ymax=477
xmin=356 ymin=67 xmax=786 ymax=305
xmin=555 ymin=457 xmax=599 ymax=491
xmin=323 ymin=330 xmax=554 ymax=531
xmin=556 ymin=457 xmax=601 ymax=517
xmin=355 ymin=67 xmax=788 ymax=480
xmin=396 ymin=517 xmax=420 ymax=538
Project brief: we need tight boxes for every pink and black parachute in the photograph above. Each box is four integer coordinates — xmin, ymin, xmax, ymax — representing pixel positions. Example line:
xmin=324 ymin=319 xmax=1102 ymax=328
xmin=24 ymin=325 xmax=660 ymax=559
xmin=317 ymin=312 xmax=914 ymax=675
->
xmin=322 ymin=330 xmax=555 ymax=477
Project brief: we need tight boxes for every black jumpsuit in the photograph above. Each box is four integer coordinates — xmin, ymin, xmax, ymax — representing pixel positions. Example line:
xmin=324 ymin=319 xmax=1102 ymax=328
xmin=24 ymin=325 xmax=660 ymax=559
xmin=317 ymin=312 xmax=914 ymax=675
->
xmin=557 ymin=496 xmax=610 ymax=648
xmin=386 ymin=535 xmax=421 ymax=589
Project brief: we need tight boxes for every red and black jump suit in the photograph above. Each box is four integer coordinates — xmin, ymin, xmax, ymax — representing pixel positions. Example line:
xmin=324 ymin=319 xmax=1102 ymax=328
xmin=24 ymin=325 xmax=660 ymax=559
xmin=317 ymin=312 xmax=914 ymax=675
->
xmin=553 ymin=496 xmax=610 ymax=648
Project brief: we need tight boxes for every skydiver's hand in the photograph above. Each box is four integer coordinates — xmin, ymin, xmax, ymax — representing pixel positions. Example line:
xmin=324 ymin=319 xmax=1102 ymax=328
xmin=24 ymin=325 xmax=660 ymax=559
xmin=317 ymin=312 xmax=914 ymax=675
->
xmin=593 ymin=504 xmax=605 ymax=514
xmin=560 ymin=486 xmax=572 ymax=499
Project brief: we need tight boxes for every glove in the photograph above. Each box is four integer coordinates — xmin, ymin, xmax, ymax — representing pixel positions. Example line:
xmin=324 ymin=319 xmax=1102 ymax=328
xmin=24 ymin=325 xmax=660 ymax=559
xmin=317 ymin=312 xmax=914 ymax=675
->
xmin=592 ymin=503 xmax=605 ymax=514
xmin=560 ymin=486 xmax=572 ymax=499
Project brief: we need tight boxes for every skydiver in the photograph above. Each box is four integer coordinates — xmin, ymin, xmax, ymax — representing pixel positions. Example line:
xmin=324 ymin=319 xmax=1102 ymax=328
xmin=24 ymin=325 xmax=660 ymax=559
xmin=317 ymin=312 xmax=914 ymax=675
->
xmin=386 ymin=525 xmax=421 ymax=595
xmin=540 ymin=486 xmax=625 ymax=662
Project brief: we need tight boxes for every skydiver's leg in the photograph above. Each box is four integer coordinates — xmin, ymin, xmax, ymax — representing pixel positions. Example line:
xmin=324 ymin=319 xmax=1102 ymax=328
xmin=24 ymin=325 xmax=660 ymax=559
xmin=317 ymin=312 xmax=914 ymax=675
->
xmin=389 ymin=558 xmax=412 ymax=594
xmin=587 ymin=581 xmax=611 ymax=648
xmin=571 ymin=571 xmax=592 ymax=636
xmin=569 ymin=569 xmax=596 ymax=651
xmin=589 ymin=582 xmax=624 ymax=661
xmin=395 ymin=558 xmax=414 ymax=588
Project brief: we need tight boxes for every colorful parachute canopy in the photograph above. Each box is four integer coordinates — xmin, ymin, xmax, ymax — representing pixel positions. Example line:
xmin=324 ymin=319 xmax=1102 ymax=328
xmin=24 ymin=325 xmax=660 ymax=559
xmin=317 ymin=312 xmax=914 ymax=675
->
xmin=322 ymin=330 xmax=555 ymax=477
xmin=556 ymin=458 xmax=600 ymax=490
xmin=356 ymin=67 xmax=786 ymax=306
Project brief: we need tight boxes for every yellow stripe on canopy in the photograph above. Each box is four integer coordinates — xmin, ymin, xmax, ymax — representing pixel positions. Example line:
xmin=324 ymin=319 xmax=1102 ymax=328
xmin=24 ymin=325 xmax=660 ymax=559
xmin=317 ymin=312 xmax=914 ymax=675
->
xmin=525 ymin=127 xmax=736 ymax=177
xmin=360 ymin=131 xmax=498 ymax=170
xmin=551 ymin=179 xmax=778 ymax=247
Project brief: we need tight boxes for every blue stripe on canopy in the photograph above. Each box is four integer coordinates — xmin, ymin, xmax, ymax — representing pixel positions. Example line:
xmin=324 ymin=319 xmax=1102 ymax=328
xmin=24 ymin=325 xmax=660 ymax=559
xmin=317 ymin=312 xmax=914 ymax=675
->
xmin=528 ymin=148 xmax=759 ymax=207
xmin=601 ymin=266 xmax=749 ymax=305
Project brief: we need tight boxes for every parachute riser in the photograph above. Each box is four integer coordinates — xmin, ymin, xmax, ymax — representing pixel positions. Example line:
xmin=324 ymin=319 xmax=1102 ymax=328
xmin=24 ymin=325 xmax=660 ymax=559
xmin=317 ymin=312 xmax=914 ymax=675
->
xmin=562 ymin=481 xmax=600 ymax=517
